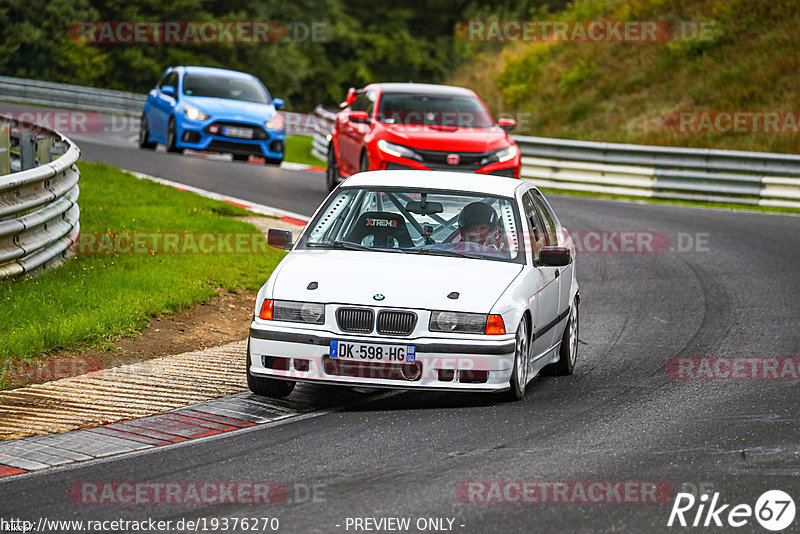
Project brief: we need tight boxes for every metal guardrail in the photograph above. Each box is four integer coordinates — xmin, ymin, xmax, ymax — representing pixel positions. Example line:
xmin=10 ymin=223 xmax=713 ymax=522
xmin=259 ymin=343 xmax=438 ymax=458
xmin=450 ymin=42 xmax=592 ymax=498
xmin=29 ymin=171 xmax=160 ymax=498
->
xmin=312 ymin=107 xmax=800 ymax=209
xmin=0 ymin=114 xmax=81 ymax=279
xmin=515 ymin=135 xmax=800 ymax=208
xmin=311 ymin=106 xmax=337 ymax=162
xmin=0 ymin=75 xmax=146 ymax=116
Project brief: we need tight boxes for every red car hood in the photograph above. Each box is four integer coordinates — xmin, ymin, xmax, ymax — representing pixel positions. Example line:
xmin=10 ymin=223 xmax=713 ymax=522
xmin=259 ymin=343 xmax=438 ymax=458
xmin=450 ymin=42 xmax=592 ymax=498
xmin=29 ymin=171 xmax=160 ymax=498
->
xmin=379 ymin=124 xmax=513 ymax=153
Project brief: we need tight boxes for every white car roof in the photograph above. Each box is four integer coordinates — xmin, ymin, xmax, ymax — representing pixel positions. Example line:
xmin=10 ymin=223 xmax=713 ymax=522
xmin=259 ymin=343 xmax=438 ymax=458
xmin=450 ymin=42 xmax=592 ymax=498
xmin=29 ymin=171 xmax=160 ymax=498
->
xmin=341 ymin=170 xmax=526 ymax=197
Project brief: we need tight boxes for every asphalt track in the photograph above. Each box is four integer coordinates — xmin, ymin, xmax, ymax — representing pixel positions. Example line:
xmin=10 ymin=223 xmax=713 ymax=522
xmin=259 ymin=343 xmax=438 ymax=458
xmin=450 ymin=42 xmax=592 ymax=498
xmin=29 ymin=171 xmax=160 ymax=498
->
xmin=1 ymin=110 xmax=799 ymax=533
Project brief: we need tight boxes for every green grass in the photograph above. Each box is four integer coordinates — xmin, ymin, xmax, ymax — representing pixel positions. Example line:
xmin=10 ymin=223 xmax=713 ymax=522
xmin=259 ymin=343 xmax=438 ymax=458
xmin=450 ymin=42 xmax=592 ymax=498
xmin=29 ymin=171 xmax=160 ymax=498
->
xmin=449 ymin=0 xmax=800 ymax=155
xmin=445 ymin=0 xmax=800 ymax=215
xmin=0 ymin=162 xmax=285 ymax=385
xmin=285 ymin=135 xmax=325 ymax=168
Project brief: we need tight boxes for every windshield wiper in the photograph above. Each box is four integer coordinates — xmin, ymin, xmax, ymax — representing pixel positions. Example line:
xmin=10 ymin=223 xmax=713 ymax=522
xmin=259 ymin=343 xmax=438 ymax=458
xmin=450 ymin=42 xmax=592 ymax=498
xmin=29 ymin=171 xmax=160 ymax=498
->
xmin=333 ymin=240 xmax=372 ymax=251
xmin=307 ymin=241 xmax=371 ymax=251
xmin=307 ymin=241 xmax=407 ymax=253
xmin=409 ymin=248 xmax=484 ymax=259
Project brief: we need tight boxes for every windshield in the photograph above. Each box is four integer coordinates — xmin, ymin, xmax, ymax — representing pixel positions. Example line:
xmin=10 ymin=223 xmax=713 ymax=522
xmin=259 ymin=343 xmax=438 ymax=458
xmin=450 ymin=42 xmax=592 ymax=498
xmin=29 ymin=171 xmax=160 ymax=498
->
xmin=300 ymin=188 xmax=523 ymax=263
xmin=377 ymin=93 xmax=495 ymax=128
xmin=182 ymin=74 xmax=269 ymax=104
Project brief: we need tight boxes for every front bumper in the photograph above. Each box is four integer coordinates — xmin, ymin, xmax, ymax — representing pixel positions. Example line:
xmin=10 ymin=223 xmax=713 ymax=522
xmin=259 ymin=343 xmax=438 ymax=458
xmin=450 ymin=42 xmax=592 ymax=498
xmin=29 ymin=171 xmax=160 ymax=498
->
xmin=371 ymin=148 xmax=520 ymax=178
xmin=248 ymin=323 xmax=516 ymax=392
xmin=175 ymin=116 xmax=285 ymax=158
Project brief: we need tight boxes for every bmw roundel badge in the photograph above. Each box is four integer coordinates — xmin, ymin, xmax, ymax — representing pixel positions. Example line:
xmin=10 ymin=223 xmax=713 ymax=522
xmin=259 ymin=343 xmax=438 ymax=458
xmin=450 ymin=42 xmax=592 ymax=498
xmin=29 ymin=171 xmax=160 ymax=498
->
xmin=373 ymin=294 xmax=385 ymax=301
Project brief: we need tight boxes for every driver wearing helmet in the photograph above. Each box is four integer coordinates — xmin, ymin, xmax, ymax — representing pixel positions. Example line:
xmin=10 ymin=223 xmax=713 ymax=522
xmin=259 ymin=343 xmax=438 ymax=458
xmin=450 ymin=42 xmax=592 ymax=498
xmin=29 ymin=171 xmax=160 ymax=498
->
xmin=456 ymin=202 xmax=505 ymax=249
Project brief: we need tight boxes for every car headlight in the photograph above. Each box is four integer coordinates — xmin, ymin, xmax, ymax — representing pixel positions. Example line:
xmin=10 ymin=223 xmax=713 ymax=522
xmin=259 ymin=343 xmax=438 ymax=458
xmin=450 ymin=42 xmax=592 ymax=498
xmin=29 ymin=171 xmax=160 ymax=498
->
xmin=184 ymin=106 xmax=209 ymax=121
xmin=377 ymin=139 xmax=422 ymax=162
xmin=259 ymin=300 xmax=325 ymax=324
xmin=265 ymin=114 xmax=285 ymax=130
xmin=481 ymin=145 xmax=517 ymax=165
xmin=429 ymin=311 xmax=486 ymax=333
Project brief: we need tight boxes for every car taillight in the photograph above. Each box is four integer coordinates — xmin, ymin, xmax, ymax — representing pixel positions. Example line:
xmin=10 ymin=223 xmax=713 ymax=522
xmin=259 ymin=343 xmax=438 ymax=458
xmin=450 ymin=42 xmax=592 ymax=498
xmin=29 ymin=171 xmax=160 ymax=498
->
xmin=485 ymin=314 xmax=506 ymax=335
xmin=259 ymin=299 xmax=274 ymax=320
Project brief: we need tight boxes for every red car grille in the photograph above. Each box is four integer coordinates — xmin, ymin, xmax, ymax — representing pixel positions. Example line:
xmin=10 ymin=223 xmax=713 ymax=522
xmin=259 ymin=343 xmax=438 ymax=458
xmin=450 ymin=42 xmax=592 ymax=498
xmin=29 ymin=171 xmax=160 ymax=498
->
xmin=414 ymin=149 xmax=491 ymax=170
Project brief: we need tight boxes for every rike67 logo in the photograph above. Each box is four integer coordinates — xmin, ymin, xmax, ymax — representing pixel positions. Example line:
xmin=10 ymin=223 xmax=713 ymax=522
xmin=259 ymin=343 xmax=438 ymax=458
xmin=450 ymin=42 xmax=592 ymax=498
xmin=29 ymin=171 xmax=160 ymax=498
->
xmin=668 ymin=490 xmax=795 ymax=531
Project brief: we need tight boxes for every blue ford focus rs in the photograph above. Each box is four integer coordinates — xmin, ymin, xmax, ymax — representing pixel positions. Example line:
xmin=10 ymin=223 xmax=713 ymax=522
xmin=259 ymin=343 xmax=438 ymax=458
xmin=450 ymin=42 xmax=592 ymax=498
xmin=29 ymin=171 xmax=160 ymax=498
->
xmin=139 ymin=66 xmax=286 ymax=164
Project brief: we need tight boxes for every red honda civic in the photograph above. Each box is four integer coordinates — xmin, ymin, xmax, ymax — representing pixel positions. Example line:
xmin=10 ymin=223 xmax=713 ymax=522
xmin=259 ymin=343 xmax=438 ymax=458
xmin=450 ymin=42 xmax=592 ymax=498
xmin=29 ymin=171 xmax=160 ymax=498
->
xmin=326 ymin=83 xmax=520 ymax=191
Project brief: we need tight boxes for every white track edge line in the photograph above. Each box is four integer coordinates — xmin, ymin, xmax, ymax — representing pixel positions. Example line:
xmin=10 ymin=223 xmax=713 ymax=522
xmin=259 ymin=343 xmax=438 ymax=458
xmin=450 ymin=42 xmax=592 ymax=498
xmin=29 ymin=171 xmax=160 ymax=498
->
xmin=123 ymin=170 xmax=311 ymax=221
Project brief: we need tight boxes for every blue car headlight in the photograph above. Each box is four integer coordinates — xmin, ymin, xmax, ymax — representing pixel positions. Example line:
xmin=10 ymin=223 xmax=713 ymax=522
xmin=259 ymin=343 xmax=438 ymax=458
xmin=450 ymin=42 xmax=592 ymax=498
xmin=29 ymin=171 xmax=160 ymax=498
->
xmin=265 ymin=114 xmax=285 ymax=130
xmin=184 ymin=106 xmax=209 ymax=121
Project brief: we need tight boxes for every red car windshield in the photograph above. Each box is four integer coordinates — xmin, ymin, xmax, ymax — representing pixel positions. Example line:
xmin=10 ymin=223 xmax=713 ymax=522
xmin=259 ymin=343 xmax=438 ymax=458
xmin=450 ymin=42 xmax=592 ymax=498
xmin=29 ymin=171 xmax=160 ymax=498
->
xmin=377 ymin=93 xmax=495 ymax=128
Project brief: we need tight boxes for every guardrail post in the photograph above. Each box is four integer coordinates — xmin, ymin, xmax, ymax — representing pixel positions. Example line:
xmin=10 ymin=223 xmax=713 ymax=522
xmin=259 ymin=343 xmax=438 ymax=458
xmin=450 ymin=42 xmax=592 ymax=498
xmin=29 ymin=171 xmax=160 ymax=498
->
xmin=19 ymin=132 xmax=36 ymax=171
xmin=0 ymin=122 xmax=9 ymax=175
xmin=50 ymin=142 xmax=67 ymax=160
xmin=37 ymin=135 xmax=53 ymax=164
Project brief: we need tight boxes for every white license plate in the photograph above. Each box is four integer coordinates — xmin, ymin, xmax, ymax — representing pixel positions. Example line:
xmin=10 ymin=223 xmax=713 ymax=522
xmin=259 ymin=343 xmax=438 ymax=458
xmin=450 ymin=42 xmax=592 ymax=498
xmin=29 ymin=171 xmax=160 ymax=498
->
xmin=330 ymin=340 xmax=415 ymax=364
xmin=223 ymin=126 xmax=253 ymax=139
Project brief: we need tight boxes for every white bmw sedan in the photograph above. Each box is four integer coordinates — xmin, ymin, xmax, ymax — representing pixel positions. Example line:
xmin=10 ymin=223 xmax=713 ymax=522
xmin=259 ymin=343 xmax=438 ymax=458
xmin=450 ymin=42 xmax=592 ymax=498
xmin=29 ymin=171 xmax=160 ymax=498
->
xmin=247 ymin=171 xmax=579 ymax=401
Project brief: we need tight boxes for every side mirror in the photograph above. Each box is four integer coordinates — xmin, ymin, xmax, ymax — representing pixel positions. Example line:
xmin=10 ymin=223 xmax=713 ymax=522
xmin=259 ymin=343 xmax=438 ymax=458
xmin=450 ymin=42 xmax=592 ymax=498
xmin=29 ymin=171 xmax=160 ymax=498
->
xmin=498 ymin=117 xmax=516 ymax=132
xmin=161 ymin=85 xmax=176 ymax=97
xmin=539 ymin=246 xmax=571 ymax=267
xmin=272 ymin=98 xmax=285 ymax=110
xmin=267 ymin=228 xmax=293 ymax=250
xmin=349 ymin=111 xmax=370 ymax=124
xmin=345 ymin=87 xmax=357 ymax=106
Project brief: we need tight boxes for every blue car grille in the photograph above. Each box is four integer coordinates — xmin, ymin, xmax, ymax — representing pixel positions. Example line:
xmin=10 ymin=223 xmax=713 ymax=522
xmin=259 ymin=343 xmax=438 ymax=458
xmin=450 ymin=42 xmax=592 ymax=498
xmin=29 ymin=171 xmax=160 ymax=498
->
xmin=207 ymin=140 xmax=265 ymax=156
xmin=204 ymin=122 xmax=270 ymax=141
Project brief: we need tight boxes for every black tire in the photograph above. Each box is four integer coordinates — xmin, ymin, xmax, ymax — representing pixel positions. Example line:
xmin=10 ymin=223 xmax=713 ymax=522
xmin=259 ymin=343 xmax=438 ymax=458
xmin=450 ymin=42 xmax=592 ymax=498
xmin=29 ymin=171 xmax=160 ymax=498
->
xmin=232 ymin=153 xmax=249 ymax=162
xmin=166 ymin=117 xmax=182 ymax=153
xmin=360 ymin=151 xmax=370 ymax=172
xmin=138 ymin=114 xmax=156 ymax=150
xmin=246 ymin=340 xmax=296 ymax=398
xmin=500 ymin=320 xmax=529 ymax=401
xmin=541 ymin=302 xmax=579 ymax=376
xmin=263 ymin=157 xmax=283 ymax=166
xmin=326 ymin=145 xmax=341 ymax=192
